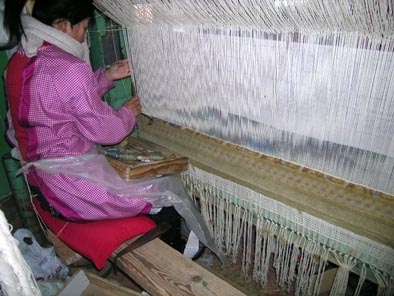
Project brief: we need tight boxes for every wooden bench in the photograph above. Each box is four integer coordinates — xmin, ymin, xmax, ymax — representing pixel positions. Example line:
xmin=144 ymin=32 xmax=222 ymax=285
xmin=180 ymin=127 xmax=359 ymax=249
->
xmin=111 ymin=238 xmax=246 ymax=296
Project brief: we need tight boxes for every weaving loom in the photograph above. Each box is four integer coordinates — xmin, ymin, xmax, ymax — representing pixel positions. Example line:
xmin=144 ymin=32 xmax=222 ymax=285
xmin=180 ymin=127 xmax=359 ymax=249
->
xmin=93 ymin=1 xmax=394 ymax=295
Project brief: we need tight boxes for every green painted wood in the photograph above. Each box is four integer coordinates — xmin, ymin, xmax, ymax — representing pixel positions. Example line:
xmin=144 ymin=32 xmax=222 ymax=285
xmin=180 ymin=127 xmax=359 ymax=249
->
xmin=3 ymin=153 xmax=48 ymax=245
xmin=88 ymin=11 xmax=132 ymax=109
xmin=0 ymin=50 xmax=12 ymax=199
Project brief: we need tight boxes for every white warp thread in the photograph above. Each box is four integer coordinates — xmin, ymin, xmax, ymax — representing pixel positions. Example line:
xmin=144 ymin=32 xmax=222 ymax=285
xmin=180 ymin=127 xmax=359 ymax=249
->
xmin=94 ymin=0 xmax=394 ymax=195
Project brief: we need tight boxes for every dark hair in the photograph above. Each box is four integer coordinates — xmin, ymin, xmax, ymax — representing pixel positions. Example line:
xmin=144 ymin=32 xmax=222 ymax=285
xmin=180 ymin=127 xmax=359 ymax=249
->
xmin=3 ymin=0 xmax=95 ymax=44
xmin=33 ymin=0 xmax=95 ymax=26
xmin=3 ymin=0 xmax=27 ymax=46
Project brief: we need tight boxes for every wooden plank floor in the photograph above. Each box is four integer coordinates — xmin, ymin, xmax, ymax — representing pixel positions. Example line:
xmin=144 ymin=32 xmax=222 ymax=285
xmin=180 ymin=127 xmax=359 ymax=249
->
xmin=114 ymin=238 xmax=246 ymax=296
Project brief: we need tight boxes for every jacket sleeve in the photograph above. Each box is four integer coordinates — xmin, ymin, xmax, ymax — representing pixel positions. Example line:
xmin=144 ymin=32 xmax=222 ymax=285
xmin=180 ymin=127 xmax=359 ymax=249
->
xmin=93 ymin=68 xmax=114 ymax=97
xmin=59 ymin=61 xmax=135 ymax=145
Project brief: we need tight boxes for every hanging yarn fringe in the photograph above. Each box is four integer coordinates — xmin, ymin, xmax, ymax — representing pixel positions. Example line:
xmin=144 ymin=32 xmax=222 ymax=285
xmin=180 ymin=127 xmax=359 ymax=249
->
xmin=253 ymin=216 xmax=276 ymax=287
xmin=371 ymin=267 xmax=394 ymax=296
xmin=354 ymin=263 xmax=367 ymax=296
xmin=184 ymin=166 xmax=335 ymax=295
xmin=181 ymin=165 xmax=393 ymax=295
xmin=329 ymin=252 xmax=357 ymax=296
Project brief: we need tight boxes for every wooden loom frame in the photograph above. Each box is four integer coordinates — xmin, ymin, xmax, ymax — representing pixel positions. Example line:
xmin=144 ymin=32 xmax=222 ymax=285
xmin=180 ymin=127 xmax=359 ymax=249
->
xmin=135 ymin=115 xmax=394 ymax=285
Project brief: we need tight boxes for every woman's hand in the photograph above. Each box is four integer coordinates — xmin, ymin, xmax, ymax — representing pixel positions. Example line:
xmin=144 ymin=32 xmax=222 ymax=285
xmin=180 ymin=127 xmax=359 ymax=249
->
xmin=123 ymin=95 xmax=142 ymax=118
xmin=104 ymin=59 xmax=131 ymax=81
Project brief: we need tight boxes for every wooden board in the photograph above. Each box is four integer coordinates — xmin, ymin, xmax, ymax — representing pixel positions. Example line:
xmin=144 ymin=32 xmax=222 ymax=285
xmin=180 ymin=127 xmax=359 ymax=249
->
xmin=105 ymin=136 xmax=188 ymax=180
xmin=112 ymin=238 xmax=246 ymax=296
xmin=57 ymin=269 xmax=141 ymax=296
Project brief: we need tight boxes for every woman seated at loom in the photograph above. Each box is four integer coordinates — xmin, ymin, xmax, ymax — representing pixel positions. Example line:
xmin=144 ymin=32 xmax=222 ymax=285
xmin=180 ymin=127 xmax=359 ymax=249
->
xmin=3 ymin=0 xmax=189 ymax=251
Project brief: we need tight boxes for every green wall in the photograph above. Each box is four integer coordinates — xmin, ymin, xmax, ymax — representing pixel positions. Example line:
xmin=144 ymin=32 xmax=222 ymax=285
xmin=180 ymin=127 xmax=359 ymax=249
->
xmin=88 ymin=11 xmax=132 ymax=109
xmin=0 ymin=50 xmax=11 ymax=199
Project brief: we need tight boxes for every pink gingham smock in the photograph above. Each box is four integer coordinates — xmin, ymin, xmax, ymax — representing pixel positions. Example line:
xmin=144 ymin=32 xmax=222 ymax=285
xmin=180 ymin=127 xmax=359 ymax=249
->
xmin=7 ymin=43 xmax=152 ymax=221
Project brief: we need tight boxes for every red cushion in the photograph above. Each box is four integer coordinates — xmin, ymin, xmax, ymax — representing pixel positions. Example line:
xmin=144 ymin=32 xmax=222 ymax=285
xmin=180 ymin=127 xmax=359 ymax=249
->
xmin=32 ymin=199 xmax=156 ymax=269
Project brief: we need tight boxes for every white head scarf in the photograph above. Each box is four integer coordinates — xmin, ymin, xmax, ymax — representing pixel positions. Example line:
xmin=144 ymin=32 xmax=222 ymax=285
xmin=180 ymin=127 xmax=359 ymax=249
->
xmin=20 ymin=14 xmax=91 ymax=64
